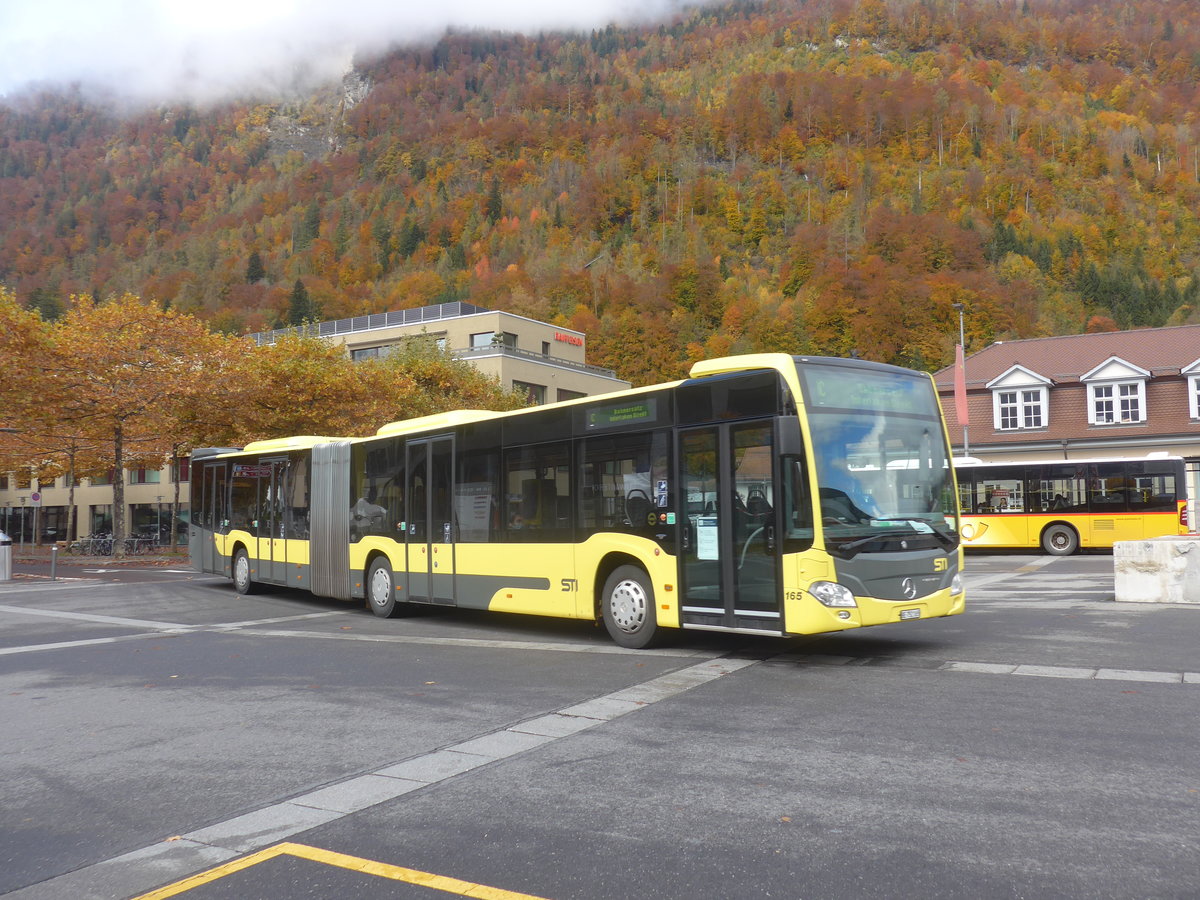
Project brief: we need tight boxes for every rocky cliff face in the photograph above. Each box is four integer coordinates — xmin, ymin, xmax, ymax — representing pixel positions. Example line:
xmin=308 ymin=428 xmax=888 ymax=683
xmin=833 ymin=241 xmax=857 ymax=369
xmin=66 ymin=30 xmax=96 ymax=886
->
xmin=267 ymin=68 xmax=371 ymax=160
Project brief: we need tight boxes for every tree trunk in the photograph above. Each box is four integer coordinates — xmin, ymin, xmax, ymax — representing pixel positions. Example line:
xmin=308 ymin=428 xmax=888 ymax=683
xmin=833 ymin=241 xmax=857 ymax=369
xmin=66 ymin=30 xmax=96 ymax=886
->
xmin=171 ymin=446 xmax=182 ymax=552
xmin=66 ymin=453 xmax=77 ymax=543
xmin=112 ymin=423 xmax=125 ymax=559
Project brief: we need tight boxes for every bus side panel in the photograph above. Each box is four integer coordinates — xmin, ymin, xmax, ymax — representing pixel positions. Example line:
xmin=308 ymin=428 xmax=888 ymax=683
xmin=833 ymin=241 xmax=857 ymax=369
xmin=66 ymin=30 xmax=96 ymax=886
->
xmin=285 ymin=538 xmax=312 ymax=591
xmin=959 ymin=514 xmax=1035 ymax=549
xmin=454 ymin=543 xmax=566 ymax=617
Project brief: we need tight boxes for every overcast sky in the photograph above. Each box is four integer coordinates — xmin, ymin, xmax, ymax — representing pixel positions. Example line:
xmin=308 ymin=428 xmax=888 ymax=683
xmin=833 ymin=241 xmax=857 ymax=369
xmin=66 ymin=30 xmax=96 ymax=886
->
xmin=0 ymin=0 xmax=692 ymax=105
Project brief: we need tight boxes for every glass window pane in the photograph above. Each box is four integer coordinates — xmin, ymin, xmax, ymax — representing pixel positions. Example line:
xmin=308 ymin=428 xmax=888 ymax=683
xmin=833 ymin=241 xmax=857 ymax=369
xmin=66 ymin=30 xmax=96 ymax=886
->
xmin=1090 ymin=462 xmax=1129 ymax=512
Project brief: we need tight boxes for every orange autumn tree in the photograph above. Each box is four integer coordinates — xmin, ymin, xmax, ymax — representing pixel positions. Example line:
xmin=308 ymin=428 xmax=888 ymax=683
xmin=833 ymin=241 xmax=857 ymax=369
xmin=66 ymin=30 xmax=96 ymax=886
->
xmin=45 ymin=294 xmax=233 ymax=557
xmin=0 ymin=287 xmax=68 ymax=539
xmin=213 ymin=332 xmax=527 ymax=445
xmin=0 ymin=286 xmax=49 ymax=441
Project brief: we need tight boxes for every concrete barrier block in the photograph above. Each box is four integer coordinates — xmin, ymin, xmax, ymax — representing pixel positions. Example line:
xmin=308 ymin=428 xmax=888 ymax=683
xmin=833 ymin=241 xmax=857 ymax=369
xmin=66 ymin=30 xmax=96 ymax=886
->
xmin=1113 ymin=537 xmax=1200 ymax=604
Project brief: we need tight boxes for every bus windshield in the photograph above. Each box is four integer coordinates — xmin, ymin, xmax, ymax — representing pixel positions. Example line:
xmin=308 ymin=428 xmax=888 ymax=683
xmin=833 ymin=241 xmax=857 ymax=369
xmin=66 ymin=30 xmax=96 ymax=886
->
xmin=798 ymin=363 xmax=958 ymax=558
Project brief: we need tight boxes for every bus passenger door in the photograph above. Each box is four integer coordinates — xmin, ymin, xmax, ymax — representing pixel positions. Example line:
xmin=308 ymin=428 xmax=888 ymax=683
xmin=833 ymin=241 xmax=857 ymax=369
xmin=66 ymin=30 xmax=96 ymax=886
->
xmin=258 ymin=458 xmax=287 ymax=584
xmin=405 ymin=436 xmax=456 ymax=605
xmin=679 ymin=421 xmax=781 ymax=634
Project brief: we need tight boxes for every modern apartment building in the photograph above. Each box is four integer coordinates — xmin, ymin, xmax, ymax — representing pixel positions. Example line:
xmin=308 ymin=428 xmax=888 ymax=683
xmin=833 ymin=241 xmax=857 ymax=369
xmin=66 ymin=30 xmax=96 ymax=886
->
xmin=1 ymin=302 xmax=629 ymax=545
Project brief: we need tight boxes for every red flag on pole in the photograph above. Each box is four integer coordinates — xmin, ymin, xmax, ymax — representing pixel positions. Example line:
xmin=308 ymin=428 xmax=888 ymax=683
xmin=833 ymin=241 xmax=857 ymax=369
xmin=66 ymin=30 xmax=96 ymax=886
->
xmin=954 ymin=344 xmax=969 ymax=426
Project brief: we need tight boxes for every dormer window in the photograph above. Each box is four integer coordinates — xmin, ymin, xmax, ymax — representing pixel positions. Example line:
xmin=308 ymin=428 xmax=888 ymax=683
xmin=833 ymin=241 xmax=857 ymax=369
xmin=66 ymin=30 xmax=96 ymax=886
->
xmin=1090 ymin=382 xmax=1141 ymax=424
xmin=1184 ymin=359 xmax=1200 ymax=421
xmin=987 ymin=365 xmax=1051 ymax=432
xmin=1082 ymin=357 xmax=1149 ymax=425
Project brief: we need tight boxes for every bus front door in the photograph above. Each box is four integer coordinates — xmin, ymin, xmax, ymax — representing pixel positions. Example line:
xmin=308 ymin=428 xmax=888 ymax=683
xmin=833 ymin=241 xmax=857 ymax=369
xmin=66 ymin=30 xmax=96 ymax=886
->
xmin=405 ymin=436 xmax=456 ymax=605
xmin=196 ymin=462 xmax=226 ymax=574
xmin=680 ymin=421 xmax=781 ymax=634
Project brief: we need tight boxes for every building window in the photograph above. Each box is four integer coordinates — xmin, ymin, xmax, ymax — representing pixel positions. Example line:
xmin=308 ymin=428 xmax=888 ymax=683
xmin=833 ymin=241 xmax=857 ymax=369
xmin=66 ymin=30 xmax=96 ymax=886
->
xmin=1190 ymin=375 xmax=1200 ymax=420
xmin=172 ymin=456 xmax=191 ymax=483
xmin=994 ymin=388 xmax=1045 ymax=431
xmin=557 ymin=388 xmax=586 ymax=403
xmin=997 ymin=391 xmax=1018 ymax=430
xmin=0 ymin=474 xmax=8 ymax=490
xmin=351 ymin=346 xmax=382 ymax=360
xmin=129 ymin=468 xmax=161 ymax=485
xmin=513 ymin=381 xmax=546 ymax=405
xmin=471 ymin=331 xmax=516 ymax=350
xmin=1089 ymin=381 xmax=1145 ymax=424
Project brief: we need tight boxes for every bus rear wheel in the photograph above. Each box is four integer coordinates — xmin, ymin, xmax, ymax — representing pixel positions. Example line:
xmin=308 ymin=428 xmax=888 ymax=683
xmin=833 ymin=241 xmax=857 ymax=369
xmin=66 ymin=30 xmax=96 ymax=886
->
xmin=233 ymin=548 xmax=258 ymax=595
xmin=366 ymin=557 xmax=403 ymax=618
xmin=602 ymin=565 xmax=661 ymax=649
xmin=1042 ymin=523 xmax=1078 ymax=556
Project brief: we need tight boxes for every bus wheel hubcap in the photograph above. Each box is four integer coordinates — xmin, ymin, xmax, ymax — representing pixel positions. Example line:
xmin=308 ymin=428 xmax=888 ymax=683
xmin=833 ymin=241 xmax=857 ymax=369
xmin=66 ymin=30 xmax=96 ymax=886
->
xmin=235 ymin=557 xmax=248 ymax=587
xmin=371 ymin=569 xmax=391 ymax=606
xmin=610 ymin=580 xmax=646 ymax=633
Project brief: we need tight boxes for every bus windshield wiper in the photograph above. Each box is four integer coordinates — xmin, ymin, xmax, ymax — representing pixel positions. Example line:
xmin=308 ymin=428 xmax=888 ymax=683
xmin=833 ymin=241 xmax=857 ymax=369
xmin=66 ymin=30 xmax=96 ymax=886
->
xmin=831 ymin=520 xmax=954 ymax=557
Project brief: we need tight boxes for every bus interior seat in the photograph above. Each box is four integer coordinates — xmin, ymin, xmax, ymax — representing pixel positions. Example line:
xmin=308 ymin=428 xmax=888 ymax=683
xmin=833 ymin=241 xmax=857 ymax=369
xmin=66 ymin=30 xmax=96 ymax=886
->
xmin=625 ymin=490 xmax=652 ymax=528
xmin=521 ymin=478 xmax=559 ymax=527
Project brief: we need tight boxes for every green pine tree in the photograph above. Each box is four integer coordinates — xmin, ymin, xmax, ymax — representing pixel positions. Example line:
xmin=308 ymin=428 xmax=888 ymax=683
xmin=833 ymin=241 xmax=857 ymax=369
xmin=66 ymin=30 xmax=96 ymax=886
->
xmin=245 ymin=250 xmax=265 ymax=284
xmin=288 ymin=279 xmax=316 ymax=325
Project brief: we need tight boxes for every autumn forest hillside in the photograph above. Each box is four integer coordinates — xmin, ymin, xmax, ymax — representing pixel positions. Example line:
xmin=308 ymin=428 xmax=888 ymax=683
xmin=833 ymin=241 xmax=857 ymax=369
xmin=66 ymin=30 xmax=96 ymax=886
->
xmin=3 ymin=0 xmax=1200 ymax=385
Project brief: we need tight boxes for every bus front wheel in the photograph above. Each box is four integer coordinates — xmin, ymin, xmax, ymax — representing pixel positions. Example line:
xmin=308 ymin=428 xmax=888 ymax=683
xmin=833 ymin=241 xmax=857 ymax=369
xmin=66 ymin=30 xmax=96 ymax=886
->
xmin=602 ymin=565 xmax=661 ymax=649
xmin=233 ymin=548 xmax=258 ymax=595
xmin=366 ymin=557 xmax=403 ymax=618
xmin=1042 ymin=524 xmax=1078 ymax=556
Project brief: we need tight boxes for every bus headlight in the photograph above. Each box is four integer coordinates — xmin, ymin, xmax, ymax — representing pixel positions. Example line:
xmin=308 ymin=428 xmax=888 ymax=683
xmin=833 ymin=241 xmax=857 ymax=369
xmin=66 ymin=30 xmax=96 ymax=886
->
xmin=810 ymin=581 xmax=857 ymax=608
xmin=951 ymin=573 xmax=963 ymax=595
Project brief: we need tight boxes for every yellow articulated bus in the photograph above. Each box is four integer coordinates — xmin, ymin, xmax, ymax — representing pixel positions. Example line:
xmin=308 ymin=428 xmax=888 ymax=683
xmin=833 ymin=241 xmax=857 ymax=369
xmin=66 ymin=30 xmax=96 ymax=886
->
xmin=190 ymin=354 xmax=965 ymax=648
xmin=955 ymin=455 xmax=1189 ymax=555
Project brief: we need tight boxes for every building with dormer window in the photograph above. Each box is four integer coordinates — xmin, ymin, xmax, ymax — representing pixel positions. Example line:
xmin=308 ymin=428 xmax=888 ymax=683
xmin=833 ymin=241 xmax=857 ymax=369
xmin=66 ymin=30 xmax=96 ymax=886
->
xmin=934 ymin=324 xmax=1200 ymax=516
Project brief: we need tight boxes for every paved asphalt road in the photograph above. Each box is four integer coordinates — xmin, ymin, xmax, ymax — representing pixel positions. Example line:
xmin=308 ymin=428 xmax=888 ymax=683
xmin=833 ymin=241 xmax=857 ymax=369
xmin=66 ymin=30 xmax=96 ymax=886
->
xmin=1 ymin=552 xmax=1197 ymax=899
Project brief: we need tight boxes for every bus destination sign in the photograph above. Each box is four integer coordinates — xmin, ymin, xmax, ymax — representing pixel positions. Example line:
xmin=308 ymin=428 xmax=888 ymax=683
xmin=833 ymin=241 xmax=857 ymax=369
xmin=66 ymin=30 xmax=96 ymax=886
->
xmin=232 ymin=464 xmax=274 ymax=478
xmin=586 ymin=398 xmax=658 ymax=430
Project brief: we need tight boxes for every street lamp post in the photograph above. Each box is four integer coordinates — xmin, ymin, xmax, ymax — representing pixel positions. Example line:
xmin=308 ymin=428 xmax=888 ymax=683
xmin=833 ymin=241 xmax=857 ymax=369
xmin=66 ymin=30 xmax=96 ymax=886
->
xmin=952 ymin=302 xmax=969 ymax=456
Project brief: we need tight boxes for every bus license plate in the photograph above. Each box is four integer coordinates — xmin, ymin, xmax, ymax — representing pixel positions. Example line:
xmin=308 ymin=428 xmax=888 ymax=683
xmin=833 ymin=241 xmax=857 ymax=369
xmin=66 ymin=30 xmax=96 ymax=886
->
xmin=899 ymin=608 xmax=921 ymax=620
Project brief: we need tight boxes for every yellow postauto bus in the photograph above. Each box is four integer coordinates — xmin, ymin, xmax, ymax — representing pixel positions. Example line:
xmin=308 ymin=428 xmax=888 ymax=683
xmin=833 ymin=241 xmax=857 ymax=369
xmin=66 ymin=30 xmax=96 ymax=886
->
xmin=190 ymin=354 xmax=964 ymax=647
xmin=955 ymin=455 xmax=1188 ymax=555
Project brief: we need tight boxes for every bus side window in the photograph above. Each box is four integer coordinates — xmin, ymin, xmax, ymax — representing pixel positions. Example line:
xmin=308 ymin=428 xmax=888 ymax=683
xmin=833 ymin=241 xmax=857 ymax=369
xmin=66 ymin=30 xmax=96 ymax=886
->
xmin=504 ymin=442 xmax=571 ymax=541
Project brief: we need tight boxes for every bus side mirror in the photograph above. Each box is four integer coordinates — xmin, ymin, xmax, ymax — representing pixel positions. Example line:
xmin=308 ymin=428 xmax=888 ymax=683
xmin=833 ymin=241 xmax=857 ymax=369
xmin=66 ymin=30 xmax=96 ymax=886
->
xmin=775 ymin=416 xmax=803 ymax=457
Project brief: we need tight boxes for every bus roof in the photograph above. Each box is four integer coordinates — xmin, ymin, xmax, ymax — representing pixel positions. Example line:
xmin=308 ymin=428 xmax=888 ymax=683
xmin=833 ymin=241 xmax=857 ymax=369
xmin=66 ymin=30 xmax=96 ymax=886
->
xmin=240 ymin=435 xmax=346 ymax=453
xmin=375 ymin=409 xmax=502 ymax=437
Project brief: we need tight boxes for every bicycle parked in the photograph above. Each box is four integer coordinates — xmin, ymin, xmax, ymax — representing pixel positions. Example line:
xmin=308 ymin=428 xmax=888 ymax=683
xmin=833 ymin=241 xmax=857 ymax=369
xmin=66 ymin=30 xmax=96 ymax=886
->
xmin=67 ymin=532 xmax=161 ymax=556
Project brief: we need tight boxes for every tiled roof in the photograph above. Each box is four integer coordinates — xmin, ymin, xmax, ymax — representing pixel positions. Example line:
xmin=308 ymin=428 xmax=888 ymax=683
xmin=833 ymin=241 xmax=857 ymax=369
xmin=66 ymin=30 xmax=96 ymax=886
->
xmin=933 ymin=324 xmax=1200 ymax=387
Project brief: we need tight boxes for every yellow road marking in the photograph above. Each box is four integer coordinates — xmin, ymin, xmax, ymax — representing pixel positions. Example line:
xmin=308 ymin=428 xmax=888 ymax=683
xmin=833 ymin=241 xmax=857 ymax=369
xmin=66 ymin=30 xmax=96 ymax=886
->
xmin=133 ymin=841 xmax=551 ymax=899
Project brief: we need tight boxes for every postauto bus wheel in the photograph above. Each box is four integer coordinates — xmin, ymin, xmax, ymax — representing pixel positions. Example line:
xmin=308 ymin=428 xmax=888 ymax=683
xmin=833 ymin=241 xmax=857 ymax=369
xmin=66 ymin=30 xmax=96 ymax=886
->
xmin=1041 ymin=523 xmax=1079 ymax=556
xmin=602 ymin=565 xmax=661 ymax=649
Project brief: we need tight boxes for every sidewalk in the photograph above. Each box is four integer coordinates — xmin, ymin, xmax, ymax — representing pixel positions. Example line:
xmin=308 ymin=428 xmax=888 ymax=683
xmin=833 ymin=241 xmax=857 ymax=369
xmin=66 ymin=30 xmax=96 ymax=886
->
xmin=11 ymin=545 xmax=188 ymax=568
